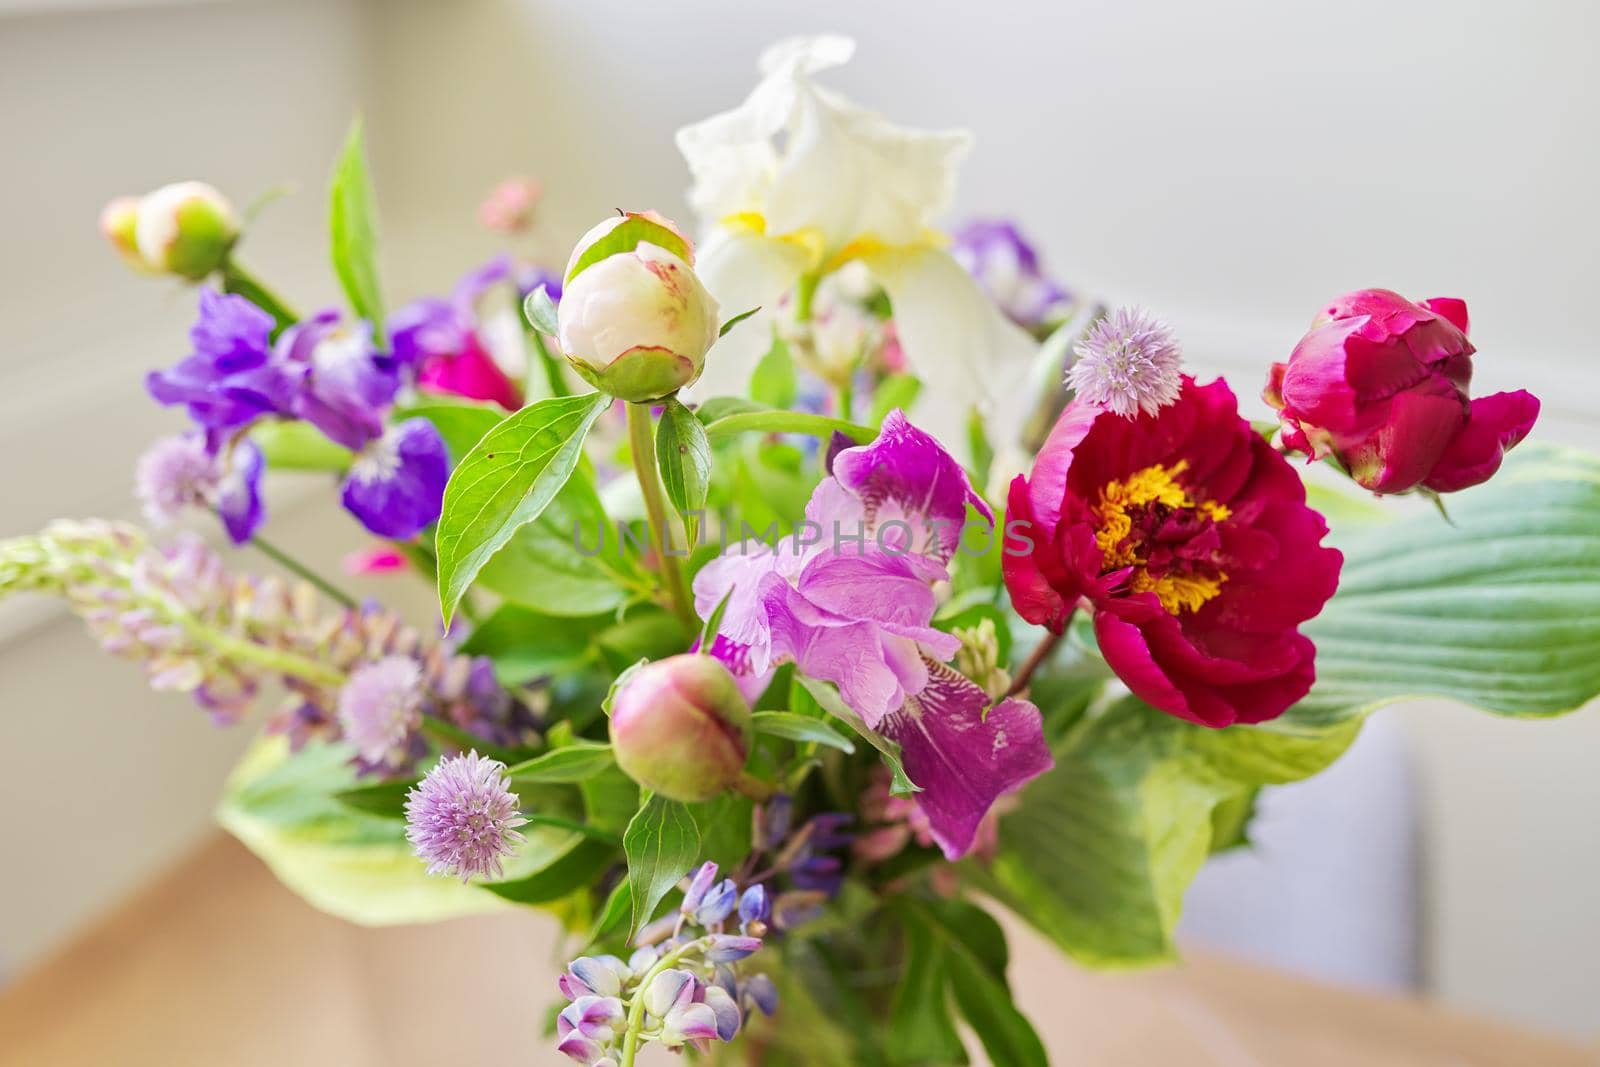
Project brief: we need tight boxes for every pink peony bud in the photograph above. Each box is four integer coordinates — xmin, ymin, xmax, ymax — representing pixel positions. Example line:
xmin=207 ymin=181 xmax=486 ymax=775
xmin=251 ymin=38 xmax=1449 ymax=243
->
xmin=556 ymin=212 xmax=718 ymax=403
xmin=100 ymin=196 xmax=154 ymax=272
xmin=608 ymin=654 xmax=752 ymax=802
xmin=1265 ymin=288 xmax=1539 ymax=495
xmin=133 ymin=181 xmax=239 ymax=281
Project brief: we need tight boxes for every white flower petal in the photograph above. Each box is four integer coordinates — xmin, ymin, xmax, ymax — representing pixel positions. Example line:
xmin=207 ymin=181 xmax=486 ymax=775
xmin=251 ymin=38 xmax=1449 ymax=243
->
xmin=861 ymin=246 xmax=1039 ymax=447
xmin=682 ymin=227 xmax=810 ymax=402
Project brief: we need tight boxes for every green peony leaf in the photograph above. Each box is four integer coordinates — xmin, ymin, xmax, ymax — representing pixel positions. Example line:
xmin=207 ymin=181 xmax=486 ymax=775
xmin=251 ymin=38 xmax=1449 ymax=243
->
xmin=752 ymin=710 xmax=857 ymax=753
xmin=391 ymin=397 xmax=506 ymax=464
xmin=702 ymin=405 xmax=876 ymax=444
xmin=250 ymin=420 xmax=353 ymax=472
xmin=216 ymin=737 xmax=510 ymax=925
xmin=655 ymin=396 xmax=713 ymax=527
xmin=476 ymin=469 xmax=635 ymax=618
xmin=457 ymin=603 xmax=605 ymax=685
xmin=889 ymin=907 xmax=968 ymax=1066
xmin=1300 ymin=443 xmax=1600 ymax=726
xmin=978 ymin=694 xmax=1360 ymax=968
xmin=504 ymin=742 xmax=616 ymax=787
xmin=328 ymin=117 xmax=385 ymax=327
xmin=623 ymin=793 xmax=701 ymax=936
xmin=434 ymin=391 xmax=611 ymax=625
xmin=750 ymin=334 xmax=797 ymax=407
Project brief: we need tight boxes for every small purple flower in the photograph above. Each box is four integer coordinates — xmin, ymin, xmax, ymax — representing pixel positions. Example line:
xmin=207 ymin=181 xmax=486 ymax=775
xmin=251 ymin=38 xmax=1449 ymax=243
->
xmin=738 ymin=885 xmax=768 ymax=930
xmin=560 ymin=955 xmax=630 ymax=1000
xmin=340 ymin=418 xmax=449 ymax=539
xmin=951 ymin=219 xmax=1072 ymax=330
xmin=274 ymin=312 xmax=398 ymax=450
xmin=695 ymin=879 xmax=739 ymax=926
xmin=1067 ymin=305 xmax=1184 ymax=418
xmin=681 ymin=861 xmax=720 ymax=913
xmin=743 ymin=973 xmax=779 ymax=1017
xmin=701 ymin=984 xmax=743 ymax=1042
xmin=557 ymin=995 xmax=625 ymax=1043
xmin=404 ymin=750 xmax=527 ymax=881
xmin=134 ymin=433 xmax=264 ymax=544
xmin=146 ymin=289 xmax=288 ymax=446
xmin=703 ymin=935 xmax=763 ymax=963
xmin=337 ymin=655 xmax=424 ymax=768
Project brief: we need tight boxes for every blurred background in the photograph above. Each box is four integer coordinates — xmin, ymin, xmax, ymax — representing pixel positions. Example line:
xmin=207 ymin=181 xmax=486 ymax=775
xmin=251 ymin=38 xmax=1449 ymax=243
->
xmin=0 ymin=0 xmax=1596 ymax=1045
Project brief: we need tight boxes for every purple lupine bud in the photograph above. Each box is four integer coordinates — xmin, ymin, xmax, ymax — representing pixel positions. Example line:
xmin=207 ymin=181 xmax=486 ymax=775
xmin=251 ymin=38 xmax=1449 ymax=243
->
xmin=738 ymin=885 xmax=769 ymax=932
xmin=563 ymin=955 xmax=629 ymax=999
xmin=701 ymin=984 xmax=742 ymax=1042
xmin=805 ymin=813 xmax=855 ymax=852
xmin=791 ymin=854 xmax=844 ymax=896
xmin=609 ymin=654 xmax=753 ymax=803
xmin=643 ymin=968 xmax=697 ymax=1019
xmin=681 ymin=861 xmax=720 ymax=913
xmin=743 ymin=973 xmax=779 ymax=1017
xmin=659 ymin=1002 xmax=720 ymax=1047
xmin=555 ymin=1032 xmax=604 ymax=1065
xmin=558 ymin=995 xmax=625 ymax=1042
xmin=703 ymin=935 xmax=762 ymax=963
xmin=695 ymin=879 xmax=738 ymax=926
xmin=755 ymin=794 xmax=793 ymax=849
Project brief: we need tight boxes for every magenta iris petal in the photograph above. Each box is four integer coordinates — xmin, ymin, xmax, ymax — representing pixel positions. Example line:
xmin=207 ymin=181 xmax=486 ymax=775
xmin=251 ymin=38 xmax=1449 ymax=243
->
xmin=877 ymin=660 xmax=1053 ymax=859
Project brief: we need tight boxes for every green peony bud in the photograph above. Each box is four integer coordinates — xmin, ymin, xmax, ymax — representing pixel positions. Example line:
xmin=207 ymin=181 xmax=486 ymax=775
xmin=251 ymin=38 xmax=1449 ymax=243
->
xmin=556 ymin=211 xmax=719 ymax=403
xmin=608 ymin=654 xmax=753 ymax=803
xmin=99 ymin=196 xmax=155 ymax=272
xmin=133 ymin=181 xmax=239 ymax=281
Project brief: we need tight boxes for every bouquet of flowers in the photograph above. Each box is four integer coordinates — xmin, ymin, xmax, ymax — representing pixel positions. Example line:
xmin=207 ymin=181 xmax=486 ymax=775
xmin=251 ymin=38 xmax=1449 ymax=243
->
xmin=6 ymin=35 xmax=1595 ymax=1067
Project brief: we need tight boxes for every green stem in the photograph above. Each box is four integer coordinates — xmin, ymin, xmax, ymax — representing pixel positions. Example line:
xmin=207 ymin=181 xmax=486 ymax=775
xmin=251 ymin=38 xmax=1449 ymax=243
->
xmin=625 ymin=402 xmax=695 ymax=629
xmin=527 ymin=326 xmax=570 ymax=399
xmin=619 ymin=939 xmax=705 ymax=1067
xmin=419 ymin=713 xmax=520 ymax=764
xmin=521 ymin=813 xmax=623 ymax=846
xmin=1003 ymin=629 xmax=1064 ymax=700
xmin=793 ymin=270 xmax=821 ymax=324
xmin=172 ymin=611 xmax=345 ymax=688
xmin=249 ymin=534 xmax=359 ymax=609
xmin=219 ymin=256 xmax=298 ymax=334
xmin=835 ymin=377 xmax=854 ymax=422
xmin=733 ymin=770 xmax=777 ymax=802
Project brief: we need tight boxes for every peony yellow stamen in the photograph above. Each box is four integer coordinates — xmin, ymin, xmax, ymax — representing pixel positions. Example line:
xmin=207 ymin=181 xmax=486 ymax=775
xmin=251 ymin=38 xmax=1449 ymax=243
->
xmin=1092 ymin=461 xmax=1232 ymax=615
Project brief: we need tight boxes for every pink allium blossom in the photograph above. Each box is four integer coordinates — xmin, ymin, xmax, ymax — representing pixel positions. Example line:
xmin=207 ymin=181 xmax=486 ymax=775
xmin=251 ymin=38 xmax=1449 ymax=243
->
xmin=405 ymin=750 xmax=526 ymax=881
xmin=1067 ymin=306 xmax=1184 ymax=417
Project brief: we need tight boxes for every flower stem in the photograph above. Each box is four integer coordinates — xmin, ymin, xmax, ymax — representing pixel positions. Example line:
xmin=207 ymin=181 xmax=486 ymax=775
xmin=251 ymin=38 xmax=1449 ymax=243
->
xmin=619 ymin=939 xmax=704 ymax=1067
xmin=175 ymin=612 xmax=345 ymax=689
xmin=1003 ymin=629 xmax=1064 ymax=700
xmin=626 ymin=402 xmax=695 ymax=629
xmin=249 ymin=533 xmax=359 ymax=610
xmin=733 ymin=770 xmax=777 ymax=802
xmin=219 ymin=256 xmax=298 ymax=334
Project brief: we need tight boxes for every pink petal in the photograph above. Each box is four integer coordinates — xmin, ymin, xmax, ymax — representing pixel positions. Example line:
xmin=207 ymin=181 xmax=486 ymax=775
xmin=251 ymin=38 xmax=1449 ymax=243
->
xmin=1423 ymin=389 xmax=1541 ymax=493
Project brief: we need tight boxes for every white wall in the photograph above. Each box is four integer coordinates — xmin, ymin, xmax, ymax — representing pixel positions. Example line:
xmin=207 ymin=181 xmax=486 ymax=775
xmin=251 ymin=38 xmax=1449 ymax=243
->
xmin=1 ymin=0 xmax=1596 ymax=1040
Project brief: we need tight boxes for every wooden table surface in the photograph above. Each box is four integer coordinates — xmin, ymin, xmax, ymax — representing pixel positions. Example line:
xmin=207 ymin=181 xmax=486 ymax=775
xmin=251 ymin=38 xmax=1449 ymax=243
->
xmin=1 ymin=835 xmax=1593 ymax=1067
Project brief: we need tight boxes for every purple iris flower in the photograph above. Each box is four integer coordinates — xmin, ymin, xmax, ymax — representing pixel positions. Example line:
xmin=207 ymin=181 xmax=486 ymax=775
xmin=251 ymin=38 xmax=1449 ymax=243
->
xmin=340 ymin=418 xmax=449 ymax=539
xmin=951 ymin=219 xmax=1072 ymax=331
xmin=692 ymin=411 xmax=1053 ymax=859
xmin=388 ymin=257 xmax=523 ymax=410
xmin=215 ymin=439 xmax=265 ymax=543
xmin=274 ymin=312 xmax=399 ymax=451
xmin=146 ymin=289 xmax=291 ymax=449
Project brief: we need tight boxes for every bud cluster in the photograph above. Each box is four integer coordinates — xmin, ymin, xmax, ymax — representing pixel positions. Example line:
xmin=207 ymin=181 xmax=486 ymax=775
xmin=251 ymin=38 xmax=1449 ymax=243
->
xmin=556 ymin=860 xmax=776 ymax=1066
xmin=0 ymin=520 xmax=532 ymax=769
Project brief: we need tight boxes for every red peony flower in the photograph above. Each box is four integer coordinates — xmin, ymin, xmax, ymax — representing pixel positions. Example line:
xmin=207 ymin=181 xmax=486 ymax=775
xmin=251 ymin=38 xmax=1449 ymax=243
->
xmin=1264 ymin=289 xmax=1539 ymax=494
xmin=1004 ymin=377 xmax=1342 ymax=728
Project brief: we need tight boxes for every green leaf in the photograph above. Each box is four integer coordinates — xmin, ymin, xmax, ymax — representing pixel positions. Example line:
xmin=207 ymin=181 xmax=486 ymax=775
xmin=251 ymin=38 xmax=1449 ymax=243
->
xmin=523 ymin=285 xmax=560 ymax=335
xmin=391 ymin=398 xmax=506 ymax=463
xmin=719 ymin=306 xmax=763 ymax=338
xmin=216 ymin=738 xmax=509 ymax=925
xmin=889 ymin=909 xmax=968 ymax=1066
xmin=752 ymin=710 xmax=856 ymax=753
xmin=750 ymin=334 xmax=797 ymax=408
xmin=697 ymin=586 xmax=735 ymax=651
xmin=623 ymin=793 xmax=701 ymax=935
xmin=482 ymin=838 xmax=618 ymax=905
xmin=869 ymin=373 xmax=922 ymax=427
xmin=702 ymin=407 xmax=876 ymax=444
xmin=335 ymin=778 xmax=415 ymax=820
xmin=977 ymin=695 xmax=1360 ymax=968
xmin=504 ymin=742 xmax=616 ymax=787
xmin=458 ymin=603 xmax=603 ymax=685
xmin=655 ymin=396 xmax=712 ymax=524
xmin=903 ymin=899 xmax=1043 ymax=1067
xmin=1300 ymin=444 xmax=1600 ymax=726
xmin=328 ymin=117 xmax=384 ymax=326
xmin=594 ymin=607 xmax=690 ymax=674
xmin=589 ymin=877 xmax=633 ymax=941
xmin=250 ymin=420 xmax=352 ymax=472
xmin=565 ymin=214 xmax=693 ymax=284
xmin=476 ymin=470 xmax=633 ymax=618
xmin=797 ymin=678 xmax=920 ymax=794
xmin=434 ymin=391 xmax=611 ymax=625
